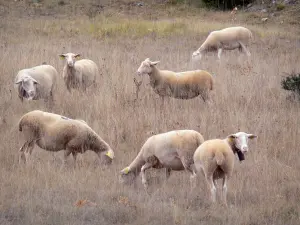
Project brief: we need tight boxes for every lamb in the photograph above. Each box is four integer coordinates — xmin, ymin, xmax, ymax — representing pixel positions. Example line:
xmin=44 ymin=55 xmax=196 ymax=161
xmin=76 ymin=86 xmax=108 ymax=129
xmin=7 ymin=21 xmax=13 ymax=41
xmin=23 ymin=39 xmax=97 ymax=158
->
xmin=119 ymin=130 xmax=205 ymax=190
xmin=14 ymin=64 xmax=58 ymax=105
xmin=136 ymin=58 xmax=214 ymax=102
xmin=18 ymin=110 xmax=115 ymax=167
xmin=59 ymin=53 xmax=98 ymax=92
xmin=192 ymin=26 xmax=253 ymax=61
xmin=192 ymin=131 xmax=257 ymax=207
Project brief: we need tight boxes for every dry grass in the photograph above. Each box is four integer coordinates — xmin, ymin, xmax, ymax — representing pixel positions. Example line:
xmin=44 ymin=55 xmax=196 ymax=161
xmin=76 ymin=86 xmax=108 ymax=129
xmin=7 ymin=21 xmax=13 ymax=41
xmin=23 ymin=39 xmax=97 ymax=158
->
xmin=1 ymin=5 xmax=300 ymax=225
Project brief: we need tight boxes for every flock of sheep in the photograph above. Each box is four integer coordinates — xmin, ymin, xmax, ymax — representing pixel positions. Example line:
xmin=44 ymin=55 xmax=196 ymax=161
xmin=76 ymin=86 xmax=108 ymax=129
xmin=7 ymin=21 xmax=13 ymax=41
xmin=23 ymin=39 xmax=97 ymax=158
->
xmin=15 ymin=26 xmax=256 ymax=207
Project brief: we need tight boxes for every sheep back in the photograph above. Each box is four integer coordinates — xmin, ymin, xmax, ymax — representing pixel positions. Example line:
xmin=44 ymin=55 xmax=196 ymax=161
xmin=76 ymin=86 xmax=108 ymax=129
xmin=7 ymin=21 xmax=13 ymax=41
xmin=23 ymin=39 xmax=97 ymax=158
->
xmin=15 ymin=65 xmax=58 ymax=99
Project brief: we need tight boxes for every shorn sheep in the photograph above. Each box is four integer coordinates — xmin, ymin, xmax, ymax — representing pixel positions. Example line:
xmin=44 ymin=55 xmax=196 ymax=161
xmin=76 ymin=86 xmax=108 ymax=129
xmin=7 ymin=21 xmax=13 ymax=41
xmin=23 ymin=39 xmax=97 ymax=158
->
xmin=192 ymin=26 xmax=253 ymax=61
xmin=18 ymin=110 xmax=115 ymax=167
xmin=14 ymin=64 xmax=58 ymax=105
xmin=59 ymin=53 xmax=98 ymax=92
xmin=192 ymin=132 xmax=257 ymax=206
xmin=136 ymin=58 xmax=214 ymax=102
xmin=119 ymin=130 xmax=205 ymax=190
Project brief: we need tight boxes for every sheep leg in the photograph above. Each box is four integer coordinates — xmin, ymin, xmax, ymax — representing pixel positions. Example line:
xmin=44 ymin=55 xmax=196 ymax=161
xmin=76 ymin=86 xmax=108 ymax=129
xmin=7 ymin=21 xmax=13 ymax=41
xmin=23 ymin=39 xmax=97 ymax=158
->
xmin=63 ymin=149 xmax=72 ymax=167
xmin=19 ymin=141 xmax=30 ymax=164
xmin=24 ymin=141 xmax=35 ymax=164
xmin=166 ymin=168 xmax=172 ymax=179
xmin=206 ymin=174 xmax=217 ymax=203
xmin=239 ymin=42 xmax=251 ymax=57
xmin=141 ymin=162 xmax=154 ymax=190
xmin=217 ymin=48 xmax=223 ymax=60
xmin=72 ymin=152 xmax=78 ymax=168
xmin=222 ymin=175 xmax=228 ymax=207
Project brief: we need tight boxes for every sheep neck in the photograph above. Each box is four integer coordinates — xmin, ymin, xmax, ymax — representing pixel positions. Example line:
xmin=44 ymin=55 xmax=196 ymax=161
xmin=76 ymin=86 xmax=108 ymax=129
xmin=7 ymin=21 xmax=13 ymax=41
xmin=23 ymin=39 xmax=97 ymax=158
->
xmin=87 ymin=132 xmax=111 ymax=153
xmin=148 ymin=66 xmax=161 ymax=86
xmin=65 ymin=65 xmax=76 ymax=83
xmin=226 ymin=138 xmax=245 ymax=161
xmin=128 ymin=150 xmax=146 ymax=176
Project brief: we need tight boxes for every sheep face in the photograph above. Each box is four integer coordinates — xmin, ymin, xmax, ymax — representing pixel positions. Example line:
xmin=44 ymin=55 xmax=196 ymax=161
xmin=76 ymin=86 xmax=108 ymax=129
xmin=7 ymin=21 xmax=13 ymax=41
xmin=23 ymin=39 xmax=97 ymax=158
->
xmin=101 ymin=149 xmax=115 ymax=165
xmin=136 ymin=58 xmax=160 ymax=76
xmin=228 ymin=132 xmax=257 ymax=154
xmin=59 ymin=53 xmax=81 ymax=68
xmin=15 ymin=75 xmax=38 ymax=100
xmin=119 ymin=167 xmax=136 ymax=185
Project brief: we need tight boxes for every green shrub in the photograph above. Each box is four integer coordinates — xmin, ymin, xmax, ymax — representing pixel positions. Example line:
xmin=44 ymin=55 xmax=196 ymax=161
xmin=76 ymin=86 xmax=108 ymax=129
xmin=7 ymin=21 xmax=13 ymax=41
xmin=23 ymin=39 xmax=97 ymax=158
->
xmin=276 ymin=3 xmax=285 ymax=11
xmin=281 ymin=72 xmax=300 ymax=98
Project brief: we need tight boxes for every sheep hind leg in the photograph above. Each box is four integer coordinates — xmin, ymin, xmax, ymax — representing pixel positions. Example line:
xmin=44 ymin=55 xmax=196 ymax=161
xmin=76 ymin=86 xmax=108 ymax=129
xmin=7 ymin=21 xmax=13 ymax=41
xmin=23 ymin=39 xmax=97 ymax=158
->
xmin=217 ymin=48 xmax=223 ymax=61
xmin=206 ymin=174 xmax=217 ymax=204
xmin=221 ymin=175 xmax=229 ymax=207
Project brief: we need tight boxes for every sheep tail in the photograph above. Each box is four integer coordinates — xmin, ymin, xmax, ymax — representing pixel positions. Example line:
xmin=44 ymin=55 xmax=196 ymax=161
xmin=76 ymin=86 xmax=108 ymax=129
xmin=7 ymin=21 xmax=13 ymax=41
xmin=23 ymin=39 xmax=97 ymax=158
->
xmin=215 ymin=151 xmax=224 ymax=166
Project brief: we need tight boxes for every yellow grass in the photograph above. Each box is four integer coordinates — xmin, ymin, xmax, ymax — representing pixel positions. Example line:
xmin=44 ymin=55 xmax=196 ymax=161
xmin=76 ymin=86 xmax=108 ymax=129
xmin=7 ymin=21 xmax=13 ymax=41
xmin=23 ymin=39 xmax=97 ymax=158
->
xmin=0 ymin=4 xmax=300 ymax=225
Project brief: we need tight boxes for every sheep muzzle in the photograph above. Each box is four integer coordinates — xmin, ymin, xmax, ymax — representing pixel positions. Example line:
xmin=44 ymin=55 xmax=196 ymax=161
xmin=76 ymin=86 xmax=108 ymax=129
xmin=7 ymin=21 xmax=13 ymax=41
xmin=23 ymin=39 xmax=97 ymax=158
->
xmin=237 ymin=151 xmax=245 ymax=161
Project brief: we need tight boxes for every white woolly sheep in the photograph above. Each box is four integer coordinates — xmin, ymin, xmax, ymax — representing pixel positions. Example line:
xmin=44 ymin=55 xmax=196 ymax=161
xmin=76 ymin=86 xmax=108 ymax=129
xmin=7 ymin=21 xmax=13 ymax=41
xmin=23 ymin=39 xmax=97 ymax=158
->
xmin=59 ymin=53 xmax=98 ymax=92
xmin=136 ymin=58 xmax=214 ymax=102
xmin=192 ymin=26 xmax=253 ymax=61
xmin=18 ymin=110 xmax=115 ymax=167
xmin=119 ymin=130 xmax=205 ymax=190
xmin=14 ymin=64 xmax=58 ymax=105
xmin=192 ymin=131 xmax=257 ymax=206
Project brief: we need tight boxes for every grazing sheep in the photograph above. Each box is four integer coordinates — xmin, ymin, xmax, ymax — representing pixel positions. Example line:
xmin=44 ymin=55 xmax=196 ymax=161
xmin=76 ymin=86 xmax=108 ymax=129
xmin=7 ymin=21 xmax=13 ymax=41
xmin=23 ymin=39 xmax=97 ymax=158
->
xmin=193 ymin=132 xmax=257 ymax=206
xmin=136 ymin=58 xmax=214 ymax=102
xmin=59 ymin=53 xmax=98 ymax=92
xmin=192 ymin=26 xmax=253 ymax=61
xmin=119 ymin=130 xmax=205 ymax=190
xmin=18 ymin=110 xmax=115 ymax=167
xmin=14 ymin=64 xmax=58 ymax=105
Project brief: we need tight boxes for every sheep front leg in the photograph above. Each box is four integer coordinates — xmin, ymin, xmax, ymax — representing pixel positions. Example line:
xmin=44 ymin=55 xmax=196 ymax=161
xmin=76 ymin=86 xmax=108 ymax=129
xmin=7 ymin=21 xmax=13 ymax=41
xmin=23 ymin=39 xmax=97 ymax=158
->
xmin=72 ymin=152 xmax=78 ymax=169
xmin=141 ymin=162 xmax=154 ymax=190
xmin=239 ymin=42 xmax=251 ymax=57
xmin=62 ymin=149 xmax=72 ymax=167
xmin=217 ymin=48 xmax=223 ymax=60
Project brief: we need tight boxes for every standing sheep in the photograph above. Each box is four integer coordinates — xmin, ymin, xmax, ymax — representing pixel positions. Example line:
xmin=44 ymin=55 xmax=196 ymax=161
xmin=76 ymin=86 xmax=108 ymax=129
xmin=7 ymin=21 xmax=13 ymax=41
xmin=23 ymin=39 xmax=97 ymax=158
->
xmin=59 ymin=53 xmax=98 ymax=92
xmin=192 ymin=26 xmax=253 ymax=61
xmin=193 ymin=132 xmax=257 ymax=207
xmin=14 ymin=64 xmax=58 ymax=105
xmin=119 ymin=130 xmax=205 ymax=190
xmin=18 ymin=110 xmax=115 ymax=167
xmin=136 ymin=58 xmax=214 ymax=102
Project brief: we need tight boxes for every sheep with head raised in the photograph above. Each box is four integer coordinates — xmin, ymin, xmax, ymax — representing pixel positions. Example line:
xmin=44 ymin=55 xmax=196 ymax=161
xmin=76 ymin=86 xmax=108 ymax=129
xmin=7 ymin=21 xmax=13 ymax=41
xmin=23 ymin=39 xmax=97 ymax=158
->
xmin=14 ymin=64 xmax=58 ymax=105
xmin=18 ymin=110 xmax=115 ymax=167
xmin=59 ymin=53 xmax=98 ymax=92
xmin=192 ymin=26 xmax=253 ymax=61
xmin=119 ymin=130 xmax=205 ymax=190
xmin=136 ymin=58 xmax=214 ymax=102
xmin=192 ymin=131 xmax=257 ymax=207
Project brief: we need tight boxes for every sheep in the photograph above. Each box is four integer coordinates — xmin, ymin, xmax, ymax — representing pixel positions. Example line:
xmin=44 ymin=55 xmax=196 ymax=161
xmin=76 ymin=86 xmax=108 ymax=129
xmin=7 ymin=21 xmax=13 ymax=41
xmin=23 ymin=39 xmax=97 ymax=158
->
xmin=192 ymin=131 xmax=257 ymax=207
xmin=192 ymin=26 xmax=253 ymax=61
xmin=119 ymin=130 xmax=205 ymax=190
xmin=59 ymin=53 xmax=98 ymax=92
xmin=18 ymin=110 xmax=115 ymax=167
xmin=14 ymin=64 xmax=58 ymax=105
xmin=136 ymin=58 xmax=214 ymax=102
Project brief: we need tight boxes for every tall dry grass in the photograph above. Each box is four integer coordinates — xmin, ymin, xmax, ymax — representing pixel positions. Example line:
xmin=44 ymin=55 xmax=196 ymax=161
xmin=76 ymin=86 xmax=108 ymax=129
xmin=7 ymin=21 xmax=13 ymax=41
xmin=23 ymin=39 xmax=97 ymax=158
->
xmin=0 ymin=11 xmax=300 ymax=225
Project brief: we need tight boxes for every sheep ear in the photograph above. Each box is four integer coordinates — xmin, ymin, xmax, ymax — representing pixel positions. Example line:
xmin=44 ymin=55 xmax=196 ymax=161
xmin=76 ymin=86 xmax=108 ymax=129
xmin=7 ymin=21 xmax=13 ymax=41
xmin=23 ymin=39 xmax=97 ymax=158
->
xmin=247 ymin=134 xmax=257 ymax=139
xmin=150 ymin=61 xmax=160 ymax=66
xmin=75 ymin=54 xmax=81 ymax=59
xmin=120 ymin=167 xmax=130 ymax=175
xmin=227 ymin=134 xmax=237 ymax=139
xmin=15 ymin=80 xmax=22 ymax=84
xmin=105 ymin=150 xmax=114 ymax=159
xmin=59 ymin=54 xmax=66 ymax=59
xmin=31 ymin=78 xmax=39 ymax=84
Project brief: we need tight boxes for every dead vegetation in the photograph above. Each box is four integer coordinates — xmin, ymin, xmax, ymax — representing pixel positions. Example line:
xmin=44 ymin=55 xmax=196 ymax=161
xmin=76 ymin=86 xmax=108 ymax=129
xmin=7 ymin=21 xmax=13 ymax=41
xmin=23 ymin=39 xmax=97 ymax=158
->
xmin=0 ymin=1 xmax=300 ymax=225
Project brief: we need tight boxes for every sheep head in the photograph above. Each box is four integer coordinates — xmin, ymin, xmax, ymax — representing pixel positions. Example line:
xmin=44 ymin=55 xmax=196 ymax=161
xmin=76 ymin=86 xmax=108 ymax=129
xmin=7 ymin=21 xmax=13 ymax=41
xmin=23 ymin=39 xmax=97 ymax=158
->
xmin=119 ymin=166 xmax=137 ymax=185
xmin=227 ymin=132 xmax=257 ymax=161
xmin=15 ymin=74 xmax=39 ymax=100
xmin=59 ymin=53 xmax=81 ymax=67
xmin=136 ymin=58 xmax=160 ymax=76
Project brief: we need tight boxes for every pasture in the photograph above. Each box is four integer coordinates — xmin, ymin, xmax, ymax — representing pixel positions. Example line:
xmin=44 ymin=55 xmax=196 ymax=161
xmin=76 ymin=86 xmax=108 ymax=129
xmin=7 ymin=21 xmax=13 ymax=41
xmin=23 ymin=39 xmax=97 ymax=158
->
xmin=0 ymin=4 xmax=300 ymax=225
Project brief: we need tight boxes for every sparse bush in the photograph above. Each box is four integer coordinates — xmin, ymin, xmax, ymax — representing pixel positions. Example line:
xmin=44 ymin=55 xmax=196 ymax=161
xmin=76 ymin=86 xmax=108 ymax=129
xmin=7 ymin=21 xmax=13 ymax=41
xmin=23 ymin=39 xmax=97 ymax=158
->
xmin=201 ymin=0 xmax=253 ymax=10
xmin=281 ymin=72 xmax=300 ymax=99
xmin=276 ymin=3 xmax=285 ymax=11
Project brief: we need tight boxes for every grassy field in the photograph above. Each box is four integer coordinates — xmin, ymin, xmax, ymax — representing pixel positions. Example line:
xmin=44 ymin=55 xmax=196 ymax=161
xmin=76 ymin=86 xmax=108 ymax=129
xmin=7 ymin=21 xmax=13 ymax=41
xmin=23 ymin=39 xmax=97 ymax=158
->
xmin=1 ymin=1 xmax=300 ymax=224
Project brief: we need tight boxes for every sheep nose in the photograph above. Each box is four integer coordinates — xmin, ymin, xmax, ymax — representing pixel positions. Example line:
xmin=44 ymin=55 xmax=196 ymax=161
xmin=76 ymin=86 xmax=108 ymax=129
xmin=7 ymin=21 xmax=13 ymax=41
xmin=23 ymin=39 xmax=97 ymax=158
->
xmin=241 ymin=146 xmax=249 ymax=153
